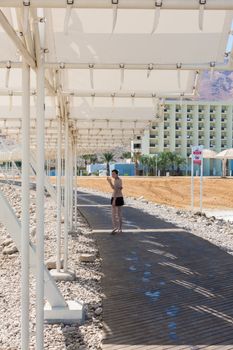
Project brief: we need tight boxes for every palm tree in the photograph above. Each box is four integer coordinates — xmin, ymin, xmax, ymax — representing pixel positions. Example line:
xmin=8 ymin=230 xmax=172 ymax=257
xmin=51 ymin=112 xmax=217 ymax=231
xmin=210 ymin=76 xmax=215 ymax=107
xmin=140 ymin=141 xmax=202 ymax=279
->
xmin=157 ymin=152 xmax=171 ymax=175
xmin=156 ymin=152 xmax=186 ymax=176
xmin=174 ymin=154 xmax=186 ymax=175
xmin=167 ymin=152 xmax=177 ymax=175
xmin=82 ymin=154 xmax=91 ymax=167
xmin=101 ymin=152 xmax=115 ymax=175
xmin=89 ymin=154 xmax=98 ymax=164
xmin=139 ymin=155 xmax=150 ymax=176
xmin=149 ymin=155 xmax=159 ymax=176
xmin=121 ymin=152 xmax=131 ymax=161
xmin=132 ymin=151 xmax=141 ymax=176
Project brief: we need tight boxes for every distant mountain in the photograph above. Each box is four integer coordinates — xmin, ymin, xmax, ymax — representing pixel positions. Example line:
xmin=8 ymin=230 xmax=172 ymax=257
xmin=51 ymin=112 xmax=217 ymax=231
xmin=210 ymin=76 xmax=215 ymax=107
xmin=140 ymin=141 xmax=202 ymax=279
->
xmin=198 ymin=70 xmax=233 ymax=101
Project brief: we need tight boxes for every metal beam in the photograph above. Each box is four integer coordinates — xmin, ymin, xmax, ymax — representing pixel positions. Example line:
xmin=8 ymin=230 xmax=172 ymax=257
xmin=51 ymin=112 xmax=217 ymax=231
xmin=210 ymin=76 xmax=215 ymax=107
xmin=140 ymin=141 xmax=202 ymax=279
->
xmin=0 ymin=62 xmax=231 ymax=71
xmin=0 ymin=10 xmax=36 ymax=68
xmin=0 ymin=12 xmax=55 ymax=95
xmin=45 ymin=62 xmax=230 ymax=71
xmin=0 ymin=0 xmax=233 ymax=10
xmin=62 ymin=91 xmax=195 ymax=98
xmin=0 ymin=89 xmax=194 ymax=98
xmin=0 ymin=117 xmax=157 ymax=122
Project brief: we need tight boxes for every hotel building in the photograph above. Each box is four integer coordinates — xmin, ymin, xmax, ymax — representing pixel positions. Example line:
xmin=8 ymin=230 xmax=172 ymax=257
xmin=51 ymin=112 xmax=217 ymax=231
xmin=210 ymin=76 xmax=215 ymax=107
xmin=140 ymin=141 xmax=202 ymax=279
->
xmin=133 ymin=101 xmax=233 ymax=176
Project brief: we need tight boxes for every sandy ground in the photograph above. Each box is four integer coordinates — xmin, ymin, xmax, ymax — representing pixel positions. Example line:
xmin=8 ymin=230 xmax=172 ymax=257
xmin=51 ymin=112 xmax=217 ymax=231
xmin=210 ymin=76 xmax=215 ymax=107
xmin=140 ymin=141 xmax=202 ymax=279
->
xmin=76 ymin=176 xmax=233 ymax=210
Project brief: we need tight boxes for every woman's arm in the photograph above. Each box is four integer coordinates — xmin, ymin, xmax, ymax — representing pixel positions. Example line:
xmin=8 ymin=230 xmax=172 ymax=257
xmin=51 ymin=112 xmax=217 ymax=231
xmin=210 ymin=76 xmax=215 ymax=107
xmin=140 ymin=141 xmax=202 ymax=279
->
xmin=107 ymin=176 xmax=114 ymax=190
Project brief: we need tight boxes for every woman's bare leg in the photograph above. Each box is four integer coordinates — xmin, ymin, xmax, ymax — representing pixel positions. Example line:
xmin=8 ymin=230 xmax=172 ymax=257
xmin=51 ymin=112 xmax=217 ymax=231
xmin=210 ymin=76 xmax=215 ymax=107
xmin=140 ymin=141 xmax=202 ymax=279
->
xmin=112 ymin=205 xmax=117 ymax=231
xmin=116 ymin=207 xmax=122 ymax=231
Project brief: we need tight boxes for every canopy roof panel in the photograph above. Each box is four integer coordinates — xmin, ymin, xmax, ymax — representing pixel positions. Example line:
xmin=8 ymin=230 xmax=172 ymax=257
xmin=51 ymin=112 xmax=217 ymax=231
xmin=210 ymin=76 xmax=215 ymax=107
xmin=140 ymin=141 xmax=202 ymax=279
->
xmin=0 ymin=3 xmax=232 ymax=154
xmin=63 ymin=69 xmax=194 ymax=93
xmin=51 ymin=9 xmax=231 ymax=64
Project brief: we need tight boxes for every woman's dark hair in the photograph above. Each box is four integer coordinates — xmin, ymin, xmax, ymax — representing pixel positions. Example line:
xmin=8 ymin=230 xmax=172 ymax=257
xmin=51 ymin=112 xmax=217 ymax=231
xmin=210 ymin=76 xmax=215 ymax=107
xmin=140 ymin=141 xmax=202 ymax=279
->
xmin=112 ymin=169 xmax=119 ymax=175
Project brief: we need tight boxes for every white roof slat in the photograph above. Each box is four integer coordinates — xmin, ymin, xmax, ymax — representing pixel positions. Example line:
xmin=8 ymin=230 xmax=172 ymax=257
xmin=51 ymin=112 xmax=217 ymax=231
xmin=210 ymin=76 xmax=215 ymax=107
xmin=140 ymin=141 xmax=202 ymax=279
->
xmin=51 ymin=9 xmax=232 ymax=64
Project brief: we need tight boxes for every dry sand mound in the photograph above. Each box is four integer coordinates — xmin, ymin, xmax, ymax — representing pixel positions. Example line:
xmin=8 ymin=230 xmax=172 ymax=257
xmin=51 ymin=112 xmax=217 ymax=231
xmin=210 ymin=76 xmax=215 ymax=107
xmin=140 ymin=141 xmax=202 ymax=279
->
xmin=77 ymin=176 xmax=233 ymax=210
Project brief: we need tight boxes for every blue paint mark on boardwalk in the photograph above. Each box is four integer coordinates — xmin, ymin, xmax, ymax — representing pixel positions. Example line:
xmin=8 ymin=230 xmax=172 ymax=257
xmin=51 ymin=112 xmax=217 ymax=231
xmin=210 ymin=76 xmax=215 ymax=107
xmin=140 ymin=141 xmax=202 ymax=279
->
xmin=166 ymin=305 xmax=179 ymax=317
xmin=144 ymin=263 xmax=152 ymax=268
xmin=143 ymin=271 xmax=151 ymax=276
xmin=169 ymin=331 xmax=178 ymax=341
xmin=168 ymin=322 xmax=177 ymax=330
xmin=142 ymin=277 xmax=150 ymax=282
xmin=125 ymin=256 xmax=138 ymax=261
xmin=129 ymin=265 xmax=137 ymax=272
xmin=145 ymin=290 xmax=160 ymax=301
xmin=159 ymin=281 xmax=166 ymax=286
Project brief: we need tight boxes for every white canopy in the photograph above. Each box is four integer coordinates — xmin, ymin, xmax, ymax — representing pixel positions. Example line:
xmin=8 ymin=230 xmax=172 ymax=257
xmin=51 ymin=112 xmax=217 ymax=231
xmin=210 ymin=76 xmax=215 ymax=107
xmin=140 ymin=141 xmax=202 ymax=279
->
xmin=0 ymin=3 xmax=232 ymax=153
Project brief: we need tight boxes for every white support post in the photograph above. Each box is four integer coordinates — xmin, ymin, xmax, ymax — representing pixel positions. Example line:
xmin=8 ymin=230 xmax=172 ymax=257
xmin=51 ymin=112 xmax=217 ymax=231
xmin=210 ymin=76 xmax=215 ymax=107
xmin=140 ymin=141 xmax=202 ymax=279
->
xmin=30 ymin=151 xmax=61 ymax=208
xmin=68 ymin=143 xmax=70 ymax=229
xmin=74 ymin=140 xmax=78 ymax=230
xmin=56 ymin=117 xmax=62 ymax=272
xmin=35 ymin=11 xmax=45 ymax=348
xmin=61 ymin=155 xmax=64 ymax=207
xmin=46 ymin=158 xmax=49 ymax=176
xmin=36 ymin=63 xmax=45 ymax=350
xmin=70 ymin=141 xmax=73 ymax=229
xmin=200 ymin=159 xmax=203 ymax=213
xmin=191 ymin=156 xmax=194 ymax=211
xmin=21 ymin=60 xmax=30 ymax=350
xmin=64 ymin=118 xmax=69 ymax=272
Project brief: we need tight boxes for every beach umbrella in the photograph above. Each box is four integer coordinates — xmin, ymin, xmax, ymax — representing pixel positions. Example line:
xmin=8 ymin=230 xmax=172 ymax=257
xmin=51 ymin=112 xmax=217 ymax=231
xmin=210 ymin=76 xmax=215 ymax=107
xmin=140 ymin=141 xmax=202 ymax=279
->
xmin=216 ymin=149 xmax=233 ymax=177
xmin=189 ymin=148 xmax=217 ymax=159
xmin=202 ymin=149 xmax=217 ymax=159
xmin=215 ymin=149 xmax=233 ymax=159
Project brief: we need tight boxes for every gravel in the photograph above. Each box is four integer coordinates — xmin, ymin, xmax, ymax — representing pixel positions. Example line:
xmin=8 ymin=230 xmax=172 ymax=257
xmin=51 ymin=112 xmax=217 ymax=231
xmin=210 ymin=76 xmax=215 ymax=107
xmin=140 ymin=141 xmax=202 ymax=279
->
xmin=0 ymin=183 xmax=103 ymax=350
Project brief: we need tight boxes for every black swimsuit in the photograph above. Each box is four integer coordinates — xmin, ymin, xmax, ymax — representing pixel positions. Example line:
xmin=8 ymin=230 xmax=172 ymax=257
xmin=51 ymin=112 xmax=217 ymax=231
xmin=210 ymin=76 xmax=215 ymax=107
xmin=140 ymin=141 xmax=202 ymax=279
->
xmin=111 ymin=197 xmax=124 ymax=206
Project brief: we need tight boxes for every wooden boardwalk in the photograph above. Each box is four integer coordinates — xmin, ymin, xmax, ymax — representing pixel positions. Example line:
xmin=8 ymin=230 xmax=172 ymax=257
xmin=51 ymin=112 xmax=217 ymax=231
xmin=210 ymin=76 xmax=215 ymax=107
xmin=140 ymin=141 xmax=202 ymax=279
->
xmin=78 ymin=192 xmax=233 ymax=350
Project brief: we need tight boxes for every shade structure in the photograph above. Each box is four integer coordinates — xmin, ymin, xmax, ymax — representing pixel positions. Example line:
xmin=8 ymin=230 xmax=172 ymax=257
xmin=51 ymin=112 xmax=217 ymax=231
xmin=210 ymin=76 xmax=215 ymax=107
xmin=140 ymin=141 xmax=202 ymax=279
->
xmin=0 ymin=4 xmax=232 ymax=153
xmin=202 ymin=149 xmax=218 ymax=159
xmin=189 ymin=149 xmax=217 ymax=159
xmin=0 ymin=3 xmax=233 ymax=350
xmin=216 ymin=149 xmax=233 ymax=159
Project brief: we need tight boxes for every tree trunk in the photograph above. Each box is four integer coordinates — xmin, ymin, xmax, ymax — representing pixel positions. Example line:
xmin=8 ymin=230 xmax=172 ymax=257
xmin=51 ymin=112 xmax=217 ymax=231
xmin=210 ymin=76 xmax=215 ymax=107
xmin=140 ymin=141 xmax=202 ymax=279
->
xmin=107 ymin=162 xmax=110 ymax=176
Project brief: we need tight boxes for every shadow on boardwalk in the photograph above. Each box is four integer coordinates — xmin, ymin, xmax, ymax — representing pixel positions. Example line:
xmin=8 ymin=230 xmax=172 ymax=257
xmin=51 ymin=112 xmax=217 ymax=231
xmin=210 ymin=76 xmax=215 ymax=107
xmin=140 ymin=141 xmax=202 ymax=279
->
xmin=78 ymin=192 xmax=233 ymax=350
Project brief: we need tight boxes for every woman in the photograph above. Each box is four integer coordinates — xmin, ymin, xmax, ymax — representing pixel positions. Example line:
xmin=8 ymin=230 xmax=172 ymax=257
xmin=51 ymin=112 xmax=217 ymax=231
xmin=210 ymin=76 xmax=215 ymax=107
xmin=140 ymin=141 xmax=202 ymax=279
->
xmin=107 ymin=169 xmax=124 ymax=234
